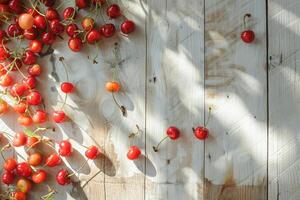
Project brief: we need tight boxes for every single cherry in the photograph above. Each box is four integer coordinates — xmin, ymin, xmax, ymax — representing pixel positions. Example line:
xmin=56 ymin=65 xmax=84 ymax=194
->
xmin=58 ymin=140 xmax=72 ymax=157
xmin=16 ymin=162 xmax=32 ymax=177
xmin=17 ymin=115 xmax=33 ymax=126
xmin=86 ymin=29 xmax=101 ymax=44
xmin=32 ymin=110 xmax=47 ymax=124
xmin=49 ymin=19 xmax=64 ymax=35
xmin=127 ymin=146 xmax=141 ymax=160
xmin=26 ymin=90 xmax=42 ymax=105
xmin=28 ymin=152 xmax=42 ymax=166
xmin=81 ymin=17 xmax=94 ymax=31
xmin=105 ymin=81 xmax=120 ymax=92
xmin=85 ymin=146 xmax=100 ymax=159
xmin=13 ymin=132 xmax=28 ymax=147
xmin=153 ymin=126 xmax=180 ymax=152
xmin=16 ymin=178 xmax=32 ymax=193
xmin=63 ymin=7 xmax=76 ymax=20
xmin=107 ymin=4 xmax=121 ymax=18
xmin=100 ymin=24 xmax=116 ymax=38
xmin=66 ymin=23 xmax=79 ymax=37
xmin=68 ymin=37 xmax=83 ymax=52
xmin=41 ymin=32 xmax=56 ymax=45
xmin=46 ymin=7 xmax=59 ymax=20
xmin=120 ymin=20 xmax=135 ymax=34
xmin=45 ymin=154 xmax=61 ymax=167
xmin=22 ymin=50 xmax=37 ymax=65
xmin=2 ymin=170 xmax=15 ymax=185
xmin=28 ymin=64 xmax=42 ymax=76
xmin=0 ymin=99 xmax=9 ymax=114
xmin=23 ymin=27 xmax=38 ymax=40
xmin=52 ymin=110 xmax=66 ymax=123
xmin=18 ymin=13 xmax=34 ymax=30
xmin=29 ymin=40 xmax=43 ymax=53
xmin=241 ymin=13 xmax=255 ymax=43
xmin=34 ymin=15 xmax=47 ymax=30
xmin=56 ymin=169 xmax=70 ymax=185
xmin=32 ymin=169 xmax=47 ymax=183
xmin=3 ymin=158 xmax=17 ymax=171
xmin=61 ymin=82 xmax=75 ymax=93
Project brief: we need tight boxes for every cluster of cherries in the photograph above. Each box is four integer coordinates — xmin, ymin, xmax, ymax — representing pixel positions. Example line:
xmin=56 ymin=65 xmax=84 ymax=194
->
xmin=0 ymin=0 xmax=135 ymax=199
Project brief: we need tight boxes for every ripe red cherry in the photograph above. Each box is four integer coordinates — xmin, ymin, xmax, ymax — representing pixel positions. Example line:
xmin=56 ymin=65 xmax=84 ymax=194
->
xmin=45 ymin=7 xmax=59 ymax=20
xmin=81 ymin=17 xmax=94 ymax=31
xmin=32 ymin=110 xmax=47 ymax=124
xmin=32 ymin=170 xmax=47 ymax=184
xmin=100 ymin=24 xmax=115 ymax=38
xmin=49 ymin=19 xmax=64 ymax=35
xmin=3 ymin=158 xmax=17 ymax=171
xmin=121 ymin=20 xmax=135 ymax=34
xmin=13 ymin=101 xmax=28 ymax=114
xmin=16 ymin=178 xmax=32 ymax=193
xmin=17 ymin=115 xmax=33 ymax=126
xmin=45 ymin=154 xmax=61 ymax=167
xmin=66 ymin=23 xmax=78 ymax=37
xmin=10 ymin=83 xmax=27 ymax=97
xmin=193 ymin=126 xmax=209 ymax=140
xmin=7 ymin=23 xmax=23 ymax=37
xmin=26 ymin=90 xmax=42 ymax=105
xmin=16 ymin=162 xmax=32 ymax=177
xmin=166 ymin=126 xmax=180 ymax=140
xmin=23 ymin=27 xmax=38 ymax=40
xmin=28 ymin=152 xmax=42 ymax=166
xmin=0 ymin=45 xmax=9 ymax=61
xmin=41 ymin=32 xmax=56 ymax=45
xmin=13 ymin=132 xmax=28 ymax=147
xmin=27 ymin=8 xmax=38 ymax=17
xmin=12 ymin=191 xmax=26 ymax=200
xmin=76 ymin=0 xmax=88 ymax=8
xmin=28 ymin=64 xmax=42 ymax=76
xmin=85 ymin=145 xmax=100 ymax=159
xmin=25 ymin=136 xmax=39 ymax=148
xmin=8 ymin=0 xmax=22 ymax=14
xmin=8 ymin=58 xmax=22 ymax=71
xmin=29 ymin=40 xmax=43 ymax=53
xmin=34 ymin=15 xmax=46 ymax=30
xmin=0 ymin=30 xmax=7 ymax=43
xmin=22 ymin=75 xmax=36 ymax=89
xmin=127 ymin=146 xmax=141 ymax=160
xmin=53 ymin=110 xmax=66 ymax=123
xmin=61 ymin=82 xmax=75 ymax=93
xmin=56 ymin=169 xmax=70 ymax=185
xmin=59 ymin=140 xmax=72 ymax=157
xmin=241 ymin=30 xmax=255 ymax=43
xmin=63 ymin=7 xmax=76 ymax=20
xmin=2 ymin=170 xmax=15 ymax=185
xmin=22 ymin=50 xmax=37 ymax=65
xmin=86 ymin=29 xmax=101 ymax=44
xmin=41 ymin=0 xmax=55 ymax=7
xmin=107 ymin=4 xmax=121 ymax=18
xmin=68 ymin=37 xmax=83 ymax=52
xmin=0 ymin=74 xmax=13 ymax=87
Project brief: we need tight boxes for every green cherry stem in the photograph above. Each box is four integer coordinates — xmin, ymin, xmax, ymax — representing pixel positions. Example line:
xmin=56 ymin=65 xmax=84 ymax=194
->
xmin=68 ymin=159 xmax=90 ymax=177
xmin=204 ymin=107 xmax=212 ymax=127
xmin=152 ymin=136 xmax=169 ymax=152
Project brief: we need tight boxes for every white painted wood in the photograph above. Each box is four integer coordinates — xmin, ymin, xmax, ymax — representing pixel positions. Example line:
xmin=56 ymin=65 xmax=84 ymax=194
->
xmin=145 ymin=0 xmax=205 ymax=199
xmin=268 ymin=0 xmax=300 ymax=199
xmin=204 ymin=0 xmax=268 ymax=199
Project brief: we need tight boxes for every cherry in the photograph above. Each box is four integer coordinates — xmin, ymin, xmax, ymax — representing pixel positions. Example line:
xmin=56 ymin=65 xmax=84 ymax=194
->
xmin=68 ymin=37 xmax=83 ymax=52
xmin=61 ymin=82 xmax=75 ymax=93
xmin=16 ymin=162 xmax=32 ymax=177
xmin=81 ymin=17 xmax=94 ymax=31
xmin=40 ymin=0 xmax=55 ymax=7
xmin=26 ymin=90 xmax=42 ymax=105
xmin=17 ymin=115 xmax=33 ymax=126
xmin=3 ymin=158 xmax=17 ymax=171
xmin=63 ymin=7 xmax=76 ymax=20
xmin=34 ymin=15 xmax=47 ymax=30
xmin=107 ymin=4 xmax=121 ymax=19
xmin=0 ymin=4 xmax=10 ymax=23
xmin=85 ymin=145 xmax=100 ymax=159
xmin=100 ymin=24 xmax=115 ymax=38
xmin=105 ymin=81 xmax=120 ymax=92
xmin=45 ymin=154 xmax=61 ymax=167
xmin=0 ymin=64 xmax=6 ymax=75
xmin=11 ymin=191 xmax=27 ymax=200
xmin=52 ymin=110 xmax=66 ymax=123
xmin=18 ymin=13 xmax=34 ymax=30
xmin=0 ymin=74 xmax=13 ymax=87
xmin=49 ymin=19 xmax=64 ymax=35
xmin=28 ymin=64 xmax=42 ymax=76
xmin=27 ymin=8 xmax=38 ymax=17
xmin=8 ymin=0 xmax=22 ymax=14
xmin=28 ymin=152 xmax=42 ymax=166
xmin=7 ymin=23 xmax=23 ymax=37
xmin=0 ymin=45 xmax=9 ymax=61
xmin=29 ymin=40 xmax=43 ymax=53
xmin=26 ymin=136 xmax=39 ymax=148
xmin=153 ymin=126 xmax=180 ymax=152
xmin=32 ymin=169 xmax=47 ymax=183
xmin=22 ymin=50 xmax=37 ymax=65
xmin=13 ymin=132 xmax=27 ymax=147
xmin=32 ymin=110 xmax=47 ymax=124
xmin=22 ymin=75 xmax=36 ymax=89
xmin=42 ymin=32 xmax=56 ymax=45
xmin=2 ymin=170 xmax=14 ymax=184
xmin=13 ymin=101 xmax=28 ymax=114
xmin=8 ymin=58 xmax=22 ymax=71
xmin=76 ymin=0 xmax=88 ymax=9
xmin=59 ymin=140 xmax=72 ymax=157
xmin=193 ymin=126 xmax=209 ymax=140
xmin=56 ymin=169 xmax=70 ymax=185
xmin=86 ymin=29 xmax=101 ymax=44
xmin=16 ymin=178 xmax=32 ymax=193
xmin=10 ymin=83 xmax=27 ymax=97
xmin=66 ymin=23 xmax=78 ymax=37
xmin=23 ymin=27 xmax=38 ymax=40
xmin=0 ymin=98 xmax=8 ymax=114
xmin=241 ymin=13 xmax=255 ymax=43
xmin=127 ymin=146 xmax=141 ymax=160
xmin=46 ymin=7 xmax=59 ymax=20
xmin=121 ymin=20 xmax=135 ymax=34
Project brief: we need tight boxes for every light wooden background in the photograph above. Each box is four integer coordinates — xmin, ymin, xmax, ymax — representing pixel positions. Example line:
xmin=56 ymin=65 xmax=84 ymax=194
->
xmin=1 ymin=0 xmax=300 ymax=199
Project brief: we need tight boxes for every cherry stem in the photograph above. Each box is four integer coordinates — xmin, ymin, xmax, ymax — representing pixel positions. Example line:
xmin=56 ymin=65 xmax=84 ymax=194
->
xmin=204 ymin=107 xmax=212 ymax=127
xmin=60 ymin=93 xmax=67 ymax=110
xmin=0 ymin=144 xmax=10 ymax=161
xmin=68 ymin=159 xmax=89 ymax=177
xmin=26 ymin=139 xmax=41 ymax=152
xmin=243 ymin=13 xmax=252 ymax=29
xmin=39 ymin=45 xmax=54 ymax=57
xmin=112 ymin=93 xmax=126 ymax=117
xmin=82 ymin=169 xmax=102 ymax=189
xmin=152 ymin=136 xmax=169 ymax=152
xmin=59 ymin=57 xmax=70 ymax=82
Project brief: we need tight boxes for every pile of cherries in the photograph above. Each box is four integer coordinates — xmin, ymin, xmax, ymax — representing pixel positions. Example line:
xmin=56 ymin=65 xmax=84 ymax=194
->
xmin=0 ymin=0 xmax=135 ymax=199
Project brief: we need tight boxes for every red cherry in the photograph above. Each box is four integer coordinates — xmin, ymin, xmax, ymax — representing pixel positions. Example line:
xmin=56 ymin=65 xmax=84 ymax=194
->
xmin=66 ymin=23 xmax=78 ymax=37
xmin=10 ymin=83 xmax=27 ymax=97
xmin=86 ymin=29 xmax=101 ymax=44
xmin=193 ymin=126 xmax=209 ymax=140
xmin=22 ymin=75 xmax=36 ymax=89
xmin=241 ymin=30 xmax=255 ymax=43
xmin=81 ymin=17 xmax=94 ymax=31
xmin=2 ymin=170 xmax=14 ymax=184
xmin=0 ymin=45 xmax=9 ymax=61
xmin=8 ymin=58 xmax=22 ymax=71
xmin=45 ymin=154 xmax=61 ymax=167
xmin=56 ymin=169 xmax=70 ymax=185
xmin=107 ymin=4 xmax=121 ymax=18
xmin=127 ymin=146 xmax=141 ymax=160
xmin=100 ymin=24 xmax=115 ymax=38
xmin=29 ymin=40 xmax=43 ymax=53
xmin=23 ymin=27 xmax=38 ymax=40
xmin=8 ymin=0 xmax=22 ymax=14
xmin=27 ymin=8 xmax=38 ymax=17
xmin=16 ymin=178 xmax=32 ymax=193
xmin=0 ymin=4 xmax=10 ymax=23
xmin=32 ymin=110 xmax=47 ymax=124
xmin=34 ymin=15 xmax=47 ymax=30
xmin=41 ymin=32 xmax=56 ymax=45
xmin=7 ymin=23 xmax=23 ymax=37
xmin=49 ymin=19 xmax=64 ymax=35
xmin=76 ymin=0 xmax=88 ymax=8
xmin=85 ymin=145 xmax=100 ymax=159
xmin=45 ymin=7 xmax=59 ymax=20
xmin=11 ymin=191 xmax=26 ymax=200
xmin=28 ymin=64 xmax=42 ymax=76
xmin=120 ymin=20 xmax=135 ymax=34
xmin=28 ymin=152 xmax=42 ymax=166
xmin=61 ymin=82 xmax=75 ymax=93
xmin=0 ymin=74 xmax=13 ymax=86
xmin=25 ymin=136 xmax=39 ymax=148
xmin=40 ymin=0 xmax=55 ymax=7
xmin=68 ymin=37 xmax=82 ymax=52
xmin=59 ymin=140 xmax=72 ymax=157
xmin=0 ymin=64 xmax=6 ymax=75
xmin=3 ymin=158 xmax=17 ymax=171
xmin=63 ymin=7 xmax=76 ymax=20
xmin=32 ymin=170 xmax=47 ymax=184
xmin=26 ymin=90 xmax=42 ymax=105
xmin=17 ymin=115 xmax=33 ymax=126
xmin=13 ymin=101 xmax=28 ymax=114
xmin=22 ymin=50 xmax=37 ymax=65
xmin=166 ymin=126 xmax=180 ymax=140
xmin=13 ymin=132 xmax=28 ymax=147
xmin=52 ymin=110 xmax=66 ymax=123
xmin=16 ymin=162 xmax=32 ymax=177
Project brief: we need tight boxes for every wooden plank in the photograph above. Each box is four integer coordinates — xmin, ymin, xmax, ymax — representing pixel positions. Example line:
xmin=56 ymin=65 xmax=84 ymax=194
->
xmin=145 ymin=0 xmax=205 ymax=199
xmin=268 ymin=0 xmax=300 ymax=199
xmin=204 ymin=0 xmax=268 ymax=199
